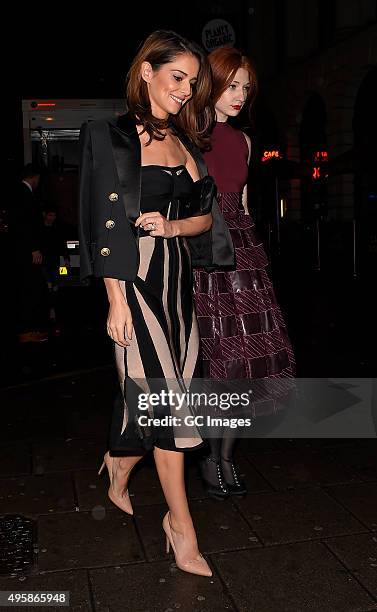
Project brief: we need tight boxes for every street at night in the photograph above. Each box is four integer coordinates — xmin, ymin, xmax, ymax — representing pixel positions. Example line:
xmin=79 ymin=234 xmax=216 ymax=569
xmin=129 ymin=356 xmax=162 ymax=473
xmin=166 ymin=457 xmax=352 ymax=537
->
xmin=1 ymin=2 xmax=377 ymax=610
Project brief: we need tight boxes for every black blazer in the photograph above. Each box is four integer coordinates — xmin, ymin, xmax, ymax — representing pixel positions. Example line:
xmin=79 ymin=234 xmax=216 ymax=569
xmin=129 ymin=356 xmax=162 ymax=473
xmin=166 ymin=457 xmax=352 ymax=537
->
xmin=78 ymin=112 xmax=234 ymax=282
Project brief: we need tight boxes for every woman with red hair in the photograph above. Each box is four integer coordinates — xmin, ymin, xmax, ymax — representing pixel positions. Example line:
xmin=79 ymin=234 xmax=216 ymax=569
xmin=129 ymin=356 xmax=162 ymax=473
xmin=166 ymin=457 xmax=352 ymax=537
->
xmin=194 ymin=46 xmax=295 ymax=498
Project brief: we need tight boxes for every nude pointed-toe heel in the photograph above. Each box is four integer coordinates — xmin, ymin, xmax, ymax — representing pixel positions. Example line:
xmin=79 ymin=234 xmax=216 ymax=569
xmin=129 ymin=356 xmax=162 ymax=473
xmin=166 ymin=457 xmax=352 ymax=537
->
xmin=98 ymin=452 xmax=134 ymax=516
xmin=162 ymin=511 xmax=212 ymax=577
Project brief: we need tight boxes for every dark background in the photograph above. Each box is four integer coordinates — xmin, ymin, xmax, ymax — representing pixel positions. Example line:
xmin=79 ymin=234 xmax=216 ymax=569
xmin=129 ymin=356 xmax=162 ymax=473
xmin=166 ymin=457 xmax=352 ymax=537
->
xmin=3 ymin=1 xmax=377 ymax=385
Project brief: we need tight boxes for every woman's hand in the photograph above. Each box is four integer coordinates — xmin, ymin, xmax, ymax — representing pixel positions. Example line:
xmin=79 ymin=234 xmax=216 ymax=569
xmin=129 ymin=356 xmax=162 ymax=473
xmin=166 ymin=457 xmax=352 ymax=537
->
xmin=135 ymin=212 xmax=177 ymax=238
xmin=106 ymin=295 xmax=133 ymax=348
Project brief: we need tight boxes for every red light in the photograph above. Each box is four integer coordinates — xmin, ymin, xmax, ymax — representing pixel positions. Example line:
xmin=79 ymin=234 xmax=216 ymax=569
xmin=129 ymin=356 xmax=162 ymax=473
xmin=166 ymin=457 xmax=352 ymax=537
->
xmin=313 ymin=151 xmax=328 ymax=162
xmin=312 ymin=166 xmax=321 ymax=179
xmin=36 ymin=103 xmax=56 ymax=107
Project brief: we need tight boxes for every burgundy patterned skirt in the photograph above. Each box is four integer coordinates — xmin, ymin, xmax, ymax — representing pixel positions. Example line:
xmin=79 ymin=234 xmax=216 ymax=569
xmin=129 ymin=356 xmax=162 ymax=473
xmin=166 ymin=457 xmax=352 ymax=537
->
xmin=193 ymin=192 xmax=295 ymax=383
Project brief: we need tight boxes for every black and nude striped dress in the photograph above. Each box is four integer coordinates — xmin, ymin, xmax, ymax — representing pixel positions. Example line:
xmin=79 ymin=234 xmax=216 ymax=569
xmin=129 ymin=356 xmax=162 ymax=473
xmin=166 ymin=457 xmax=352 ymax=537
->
xmin=109 ymin=165 xmax=204 ymax=453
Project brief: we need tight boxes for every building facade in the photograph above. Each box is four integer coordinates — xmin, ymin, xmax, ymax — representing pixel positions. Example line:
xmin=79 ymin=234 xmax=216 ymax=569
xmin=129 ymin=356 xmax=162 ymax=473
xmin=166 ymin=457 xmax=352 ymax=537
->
xmin=248 ymin=0 xmax=377 ymax=214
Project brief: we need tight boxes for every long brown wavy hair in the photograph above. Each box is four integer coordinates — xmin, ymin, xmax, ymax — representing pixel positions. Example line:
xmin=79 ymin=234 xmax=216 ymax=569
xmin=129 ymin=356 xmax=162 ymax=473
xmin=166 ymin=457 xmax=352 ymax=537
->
xmin=209 ymin=46 xmax=258 ymax=109
xmin=126 ymin=30 xmax=214 ymax=148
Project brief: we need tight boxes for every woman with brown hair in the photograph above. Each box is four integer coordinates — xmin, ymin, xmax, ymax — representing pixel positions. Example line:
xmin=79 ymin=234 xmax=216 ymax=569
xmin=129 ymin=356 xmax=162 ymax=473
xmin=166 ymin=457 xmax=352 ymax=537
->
xmin=194 ymin=46 xmax=295 ymax=499
xmin=79 ymin=30 xmax=234 ymax=577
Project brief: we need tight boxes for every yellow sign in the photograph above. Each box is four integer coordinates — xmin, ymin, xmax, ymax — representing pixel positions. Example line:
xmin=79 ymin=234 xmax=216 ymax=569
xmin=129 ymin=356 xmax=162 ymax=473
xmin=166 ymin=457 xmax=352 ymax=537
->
xmin=59 ymin=266 xmax=68 ymax=275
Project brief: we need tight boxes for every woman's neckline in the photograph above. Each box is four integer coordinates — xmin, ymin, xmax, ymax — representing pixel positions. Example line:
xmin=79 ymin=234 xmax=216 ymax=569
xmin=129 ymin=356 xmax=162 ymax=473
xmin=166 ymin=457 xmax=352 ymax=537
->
xmin=140 ymin=164 xmax=200 ymax=182
xmin=141 ymin=164 xmax=186 ymax=170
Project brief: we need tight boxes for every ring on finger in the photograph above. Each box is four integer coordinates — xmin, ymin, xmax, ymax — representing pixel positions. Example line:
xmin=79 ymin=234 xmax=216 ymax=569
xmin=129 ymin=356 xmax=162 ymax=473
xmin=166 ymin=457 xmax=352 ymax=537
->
xmin=150 ymin=222 xmax=156 ymax=231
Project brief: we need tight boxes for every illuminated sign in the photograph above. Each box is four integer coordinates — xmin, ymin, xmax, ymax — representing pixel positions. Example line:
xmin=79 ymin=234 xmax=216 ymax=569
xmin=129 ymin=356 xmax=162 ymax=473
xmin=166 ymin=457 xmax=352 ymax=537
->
xmin=59 ymin=266 xmax=68 ymax=275
xmin=312 ymin=151 xmax=328 ymax=179
xmin=313 ymin=151 xmax=328 ymax=162
xmin=262 ymin=150 xmax=280 ymax=162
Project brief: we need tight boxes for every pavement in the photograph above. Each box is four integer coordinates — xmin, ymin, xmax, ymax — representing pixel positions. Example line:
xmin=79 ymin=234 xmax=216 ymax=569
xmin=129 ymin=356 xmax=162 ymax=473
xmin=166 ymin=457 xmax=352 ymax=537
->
xmin=1 ymin=366 xmax=377 ymax=611
xmin=0 ymin=252 xmax=376 ymax=611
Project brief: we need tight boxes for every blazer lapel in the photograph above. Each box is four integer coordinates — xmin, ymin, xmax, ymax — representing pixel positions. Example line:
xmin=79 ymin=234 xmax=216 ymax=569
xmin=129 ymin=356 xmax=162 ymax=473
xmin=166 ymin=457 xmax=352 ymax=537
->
xmin=108 ymin=114 xmax=206 ymax=223
xmin=109 ymin=114 xmax=141 ymax=226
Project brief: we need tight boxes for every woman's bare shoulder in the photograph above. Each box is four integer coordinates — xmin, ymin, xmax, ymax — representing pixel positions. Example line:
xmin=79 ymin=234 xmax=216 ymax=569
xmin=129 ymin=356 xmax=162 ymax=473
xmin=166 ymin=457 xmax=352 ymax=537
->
xmin=242 ymin=131 xmax=251 ymax=149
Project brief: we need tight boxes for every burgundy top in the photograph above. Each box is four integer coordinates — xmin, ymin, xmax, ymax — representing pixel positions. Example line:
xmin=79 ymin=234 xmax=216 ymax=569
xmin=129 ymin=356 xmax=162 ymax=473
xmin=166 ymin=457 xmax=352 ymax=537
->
xmin=203 ymin=122 xmax=249 ymax=193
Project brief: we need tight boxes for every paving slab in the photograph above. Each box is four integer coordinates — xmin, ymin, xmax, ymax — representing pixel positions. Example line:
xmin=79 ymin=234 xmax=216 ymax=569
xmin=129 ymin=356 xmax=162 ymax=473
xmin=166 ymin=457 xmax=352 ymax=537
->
xmin=29 ymin=415 xmax=70 ymax=441
xmin=0 ymin=400 xmax=30 ymax=444
xmin=324 ymin=482 xmax=377 ymax=530
xmin=134 ymin=499 xmax=260 ymax=561
xmin=246 ymin=447 xmax=360 ymax=490
xmin=75 ymin=469 xmax=114 ymax=512
xmin=212 ymin=541 xmax=377 ymax=611
xmin=327 ymin=442 xmax=377 ymax=482
xmin=233 ymin=487 xmax=368 ymax=544
xmin=89 ymin=560 xmax=235 ymax=612
xmin=64 ymin=409 xmax=111 ymax=441
xmin=326 ymin=533 xmax=377 ymax=598
xmin=32 ymin=438 xmax=106 ymax=474
xmin=190 ymin=499 xmax=261 ymax=555
xmin=0 ymin=443 xmax=31 ymax=477
xmin=38 ymin=509 xmax=144 ymax=571
xmin=128 ymin=460 xmax=166 ymax=507
xmin=0 ymin=569 xmax=90 ymax=611
xmin=0 ymin=473 xmax=75 ymax=517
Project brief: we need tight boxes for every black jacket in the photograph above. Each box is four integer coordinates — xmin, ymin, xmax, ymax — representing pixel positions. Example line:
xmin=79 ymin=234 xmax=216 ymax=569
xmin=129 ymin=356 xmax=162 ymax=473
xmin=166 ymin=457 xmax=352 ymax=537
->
xmin=78 ymin=113 xmax=234 ymax=282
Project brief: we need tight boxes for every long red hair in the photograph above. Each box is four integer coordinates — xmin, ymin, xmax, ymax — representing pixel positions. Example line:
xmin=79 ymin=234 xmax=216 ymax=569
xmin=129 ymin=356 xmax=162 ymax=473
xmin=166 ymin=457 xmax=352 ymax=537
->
xmin=208 ymin=46 xmax=258 ymax=107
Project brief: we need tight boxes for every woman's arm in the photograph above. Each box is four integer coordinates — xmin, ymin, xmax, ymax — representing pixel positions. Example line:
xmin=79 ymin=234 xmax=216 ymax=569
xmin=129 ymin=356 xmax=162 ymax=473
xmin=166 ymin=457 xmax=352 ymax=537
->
xmin=104 ymin=277 xmax=133 ymax=348
xmin=135 ymin=212 xmax=212 ymax=238
xmin=241 ymin=185 xmax=249 ymax=216
xmin=241 ymin=132 xmax=251 ymax=216
xmin=171 ymin=213 xmax=212 ymax=237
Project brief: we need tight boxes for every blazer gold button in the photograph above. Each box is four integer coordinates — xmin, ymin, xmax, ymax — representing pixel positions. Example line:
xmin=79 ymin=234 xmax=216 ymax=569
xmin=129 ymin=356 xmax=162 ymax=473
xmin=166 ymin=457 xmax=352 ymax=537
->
xmin=105 ymin=219 xmax=115 ymax=229
xmin=100 ymin=247 xmax=110 ymax=256
xmin=109 ymin=192 xmax=119 ymax=202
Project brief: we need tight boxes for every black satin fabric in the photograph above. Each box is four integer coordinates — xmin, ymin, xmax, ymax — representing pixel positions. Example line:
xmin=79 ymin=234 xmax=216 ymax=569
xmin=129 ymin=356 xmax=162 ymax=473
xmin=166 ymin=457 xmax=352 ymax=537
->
xmin=79 ymin=119 xmax=140 ymax=281
xmin=179 ymin=175 xmax=216 ymax=219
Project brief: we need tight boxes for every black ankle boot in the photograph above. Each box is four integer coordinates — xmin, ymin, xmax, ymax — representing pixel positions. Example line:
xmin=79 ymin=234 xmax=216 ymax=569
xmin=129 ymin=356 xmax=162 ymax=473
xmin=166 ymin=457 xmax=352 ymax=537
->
xmin=220 ymin=458 xmax=247 ymax=496
xmin=199 ymin=456 xmax=229 ymax=499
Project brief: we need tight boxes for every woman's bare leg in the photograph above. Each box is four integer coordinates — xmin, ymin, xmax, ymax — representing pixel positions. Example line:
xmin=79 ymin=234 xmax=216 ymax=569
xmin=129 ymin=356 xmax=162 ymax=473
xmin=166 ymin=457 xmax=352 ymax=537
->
xmin=153 ymin=446 xmax=199 ymax=551
xmin=106 ymin=453 xmax=144 ymax=494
